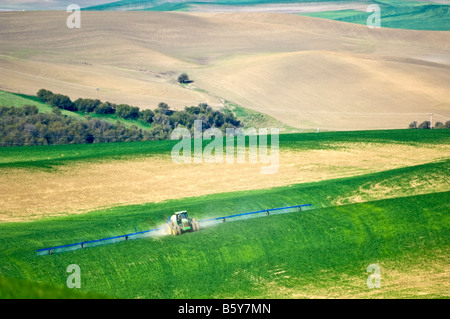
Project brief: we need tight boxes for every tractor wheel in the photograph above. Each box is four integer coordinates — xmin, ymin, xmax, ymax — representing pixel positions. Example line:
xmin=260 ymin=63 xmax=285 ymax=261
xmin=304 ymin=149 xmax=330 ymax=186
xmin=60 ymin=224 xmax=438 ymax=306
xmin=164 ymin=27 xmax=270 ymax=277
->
xmin=192 ymin=221 xmax=199 ymax=232
xmin=170 ymin=224 xmax=177 ymax=236
xmin=175 ymin=226 xmax=181 ymax=235
xmin=196 ymin=221 xmax=200 ymax=231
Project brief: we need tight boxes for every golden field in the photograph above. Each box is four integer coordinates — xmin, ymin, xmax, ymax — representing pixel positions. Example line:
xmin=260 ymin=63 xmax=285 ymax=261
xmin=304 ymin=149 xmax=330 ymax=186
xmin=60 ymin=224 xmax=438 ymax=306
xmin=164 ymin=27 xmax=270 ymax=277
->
xmin=1 ymin=141 xmax=448 ymax=222
xmin=0 ymin=11 xmax=449 ymax=130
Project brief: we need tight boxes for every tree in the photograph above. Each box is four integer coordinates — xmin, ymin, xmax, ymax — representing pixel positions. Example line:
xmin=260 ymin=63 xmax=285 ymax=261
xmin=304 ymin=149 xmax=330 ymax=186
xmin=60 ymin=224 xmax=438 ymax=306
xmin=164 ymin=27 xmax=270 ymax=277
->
xmin=0 ymin=105 xmax=157 ymax=146
xmin=178 ymin=73 xmax=190 ymax=84
xmin=214 ymin=112 xmax=225 ymax=127
xmin=36 ymin=89 xmax=54 ymax=103
xmin=198 ymin=103 xmax=212 ymax=113
xmin=156 ymin=102 xmax=171 ymax=115
xmin=116 ymin=104 xmax=140 ymax=120
xmin=434 ymin=121 xmax=445 ymax=129
xmin=85 ymin=133 xmax=94 ymax=144
xmin=185 ymin=105 xmax=201 ymax=115
xmin=139 ymin=109 xmax=155 ymax=123
xmin=74 ymin=98 xmax=101 ymax=113
xmin=169 ymin=111 xmax=190 ymax=128
xmin=408 ymin=121 xmax=417 ymax=129
xmin=153 ymin=113 xmax=171 ymax=129
xmin=94 ymin=102 xmax=115 ymax=114
xmin=446 ymin=121 xmax=450 ymax=129
xmin=224 ymin=112 xmax=241 ymax=127
xmin=52 ymin=106 xmax=62 ymax=115
xmin=22 ymin=105 xmax=39 ymax=116
xmin=418 ymin=121 xmax=430 ymax=129
xmin=50 ymin=94 xmax=76 ymax=111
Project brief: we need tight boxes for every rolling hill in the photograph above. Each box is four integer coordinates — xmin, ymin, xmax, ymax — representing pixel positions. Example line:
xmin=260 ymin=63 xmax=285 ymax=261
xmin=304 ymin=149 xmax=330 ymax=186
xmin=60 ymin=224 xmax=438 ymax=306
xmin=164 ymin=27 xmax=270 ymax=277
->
xmin=300 ymin=1 xmax=450 ymax=31
xmin=1 ymin=0 xmax=449 ymax=301
xmin=84 ymin=0 xmax=450 ymax=31
xmin=0 ymin=127 xmax=448 ymax=298
xmin=0 ymin=11 xmax=449 ymax=130
xmin=0 ymin=149 xmax=448 ymax=298
xmin=1 ymin=129 xmax=448 ymax=222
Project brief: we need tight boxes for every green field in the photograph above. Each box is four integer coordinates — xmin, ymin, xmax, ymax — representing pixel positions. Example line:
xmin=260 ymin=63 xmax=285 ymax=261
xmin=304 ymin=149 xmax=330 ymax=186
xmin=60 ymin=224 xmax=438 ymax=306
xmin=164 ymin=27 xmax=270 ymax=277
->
xmin=0 ymin=129 xmax=449 ymax=298
xmin=0 ymin=277 xmax=107 ymax=299
xmin=299 ymin=1 xmax=450 ymax=31
xmin=1 ymin=0 xmax=449 ymax=300
xmin=84 ymin=0 xmax=450 ymax=31
xmin=0 ymin=90 xmax=155 ymax=130
xmin=225 ymin=102 xmax=299 ymax=132
xmin=0 ymin=90 xmax=81 ymax=118
xmin=1 ymin=128 xmax=448 ymax=168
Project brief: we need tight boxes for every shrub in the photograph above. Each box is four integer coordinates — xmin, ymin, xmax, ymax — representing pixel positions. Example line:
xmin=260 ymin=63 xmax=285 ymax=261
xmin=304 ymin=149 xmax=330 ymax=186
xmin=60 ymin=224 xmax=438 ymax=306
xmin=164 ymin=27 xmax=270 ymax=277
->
xmin=49 ymin=93 xmax=76 ymax=111
xmin=178 ymin=73 xmax=190 ymax=84
xmin=418 ymin=121 xmax=430 ymax=129
xmin=139 ymin=109 xmax=155 ymax=123
xmin=116 ymin=104 xmax=140 ymax=120
xmin=0 ymin=105 xmax=154 ymax=146
xmin=408 ymin=121 xmax=417 ymax=129
xmin=29 ymin=89 xmax=243 ymax=145
xmin=156 ymin=102 xmax=171 ymax=115
xmin=94 ymin=102 xmax=116 ymax=115
xmin=36 ymin=89 xmax=54 ymax=103
xmin=74 ymin=98 xmax=101 ymax=113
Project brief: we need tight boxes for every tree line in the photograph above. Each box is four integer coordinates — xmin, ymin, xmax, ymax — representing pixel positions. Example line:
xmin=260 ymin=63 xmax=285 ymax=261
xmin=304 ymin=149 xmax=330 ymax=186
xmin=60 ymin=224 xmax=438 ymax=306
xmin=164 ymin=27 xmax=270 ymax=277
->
xmin=36 ymin=89 xmax=240 ymax=135
xmin=409 ymin=120 xmax=450 ymax=129
xmin=0 ymin=89 xmax=242 ymax=146
xmin=0 ymin=105 xmax=158 ymax=146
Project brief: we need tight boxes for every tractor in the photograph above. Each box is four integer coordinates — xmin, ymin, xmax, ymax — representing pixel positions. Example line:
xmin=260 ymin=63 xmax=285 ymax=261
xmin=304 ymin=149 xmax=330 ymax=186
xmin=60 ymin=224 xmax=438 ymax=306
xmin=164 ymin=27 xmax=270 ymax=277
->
xmin=167 ymin=211 xmax=200 ymax=235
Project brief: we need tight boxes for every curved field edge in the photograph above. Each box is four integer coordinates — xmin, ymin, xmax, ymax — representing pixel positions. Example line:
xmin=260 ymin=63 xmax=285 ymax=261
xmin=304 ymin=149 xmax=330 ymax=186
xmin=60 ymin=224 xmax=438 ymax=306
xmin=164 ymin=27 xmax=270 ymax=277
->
xmin=0 ymin=192 xmax=448 ymax=299
xmin=1 ymin=129 xmax=448 ymax=168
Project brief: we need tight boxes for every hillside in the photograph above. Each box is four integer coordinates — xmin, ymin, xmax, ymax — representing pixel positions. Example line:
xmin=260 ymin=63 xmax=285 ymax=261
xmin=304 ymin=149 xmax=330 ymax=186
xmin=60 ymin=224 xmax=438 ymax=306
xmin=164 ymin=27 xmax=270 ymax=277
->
xmin=0 ymin=164 xmax=448 ymax=298
xmin=0 ymin=89 xmax=248 ymax=146
xmin=0 ymin=90 xmax=152 ymax=128
xmin=0 ymin=129 xmax=448 ymax=298
xmin=300 ymin=1 xmax=450 ymax=31
xmin=1 ymin=0 xmax=449 ymax=302
xmin=84 ymin=1 xmax=450 ymax=31
xmin=1 ymin=129 xmax=448 ymax=220
xmin=1 ymin=11 xmax=449 ymax=130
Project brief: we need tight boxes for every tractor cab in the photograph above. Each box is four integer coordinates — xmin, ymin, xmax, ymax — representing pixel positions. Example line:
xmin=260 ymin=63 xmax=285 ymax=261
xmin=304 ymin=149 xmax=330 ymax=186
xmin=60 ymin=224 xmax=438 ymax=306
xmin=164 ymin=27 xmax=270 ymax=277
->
xmin=167 ymin=211 xmax=200 ymax=235
xmin=177 ymin=211 xmax=188 ymax=223
xmin=170 ymin=211 xmax=188 ymax=226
